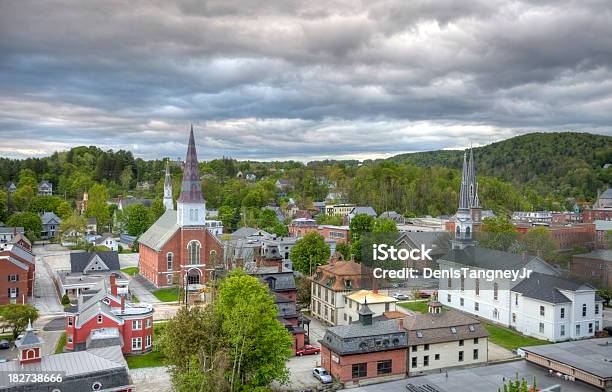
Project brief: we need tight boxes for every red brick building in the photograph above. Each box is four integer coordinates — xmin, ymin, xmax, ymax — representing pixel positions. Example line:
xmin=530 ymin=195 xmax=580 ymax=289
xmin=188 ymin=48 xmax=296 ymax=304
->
xmin=320 ymin=302 xmax=407 ymax=387
xmin=288 ymin=218 xmax=350 ymax=244
xmin=514 ymin=223 xmax=596 ymax=251
xmin=571 ymin=250 xmax=612 ymax=289
xmin=138 ymin=127 xmax=224 ymax=289
xmin=0 ymin=243 xmax=35 ymax=305
xmin=65 ymin=274 xmax=154 ymax=355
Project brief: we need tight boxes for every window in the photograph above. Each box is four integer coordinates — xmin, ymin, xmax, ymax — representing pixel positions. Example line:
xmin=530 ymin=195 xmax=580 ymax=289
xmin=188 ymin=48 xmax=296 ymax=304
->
xmin=493 ymin=309 xmax=499 ymax=319
xmin=458 ymin=351 xmax=464 ymax=362
xmin=424 ymin=344 xmax=429 ymax=351
xmin=447 ymin=277 xmax=452 ymax=289
xmin=146 ymin=318 xmax=152 ymax=328
xmin=515 ymin=293 xmax=518 ymax=306
xmin=575 ymin=324 xmax=581 ymax=336
xmin=377 ymin=360 xmax=392 ymax=375
xmin=474 ymin=338 xmax=479 ymax=344
xmin=167 ymin=274 xmax=173 ymax=285
xmin=166 ymin=252 xmax=173 ymax=270
xmin=473 ymin=349 xmax=479 ymax=360
xmin=493 ymin=283 xmax=498 ymax=300
xmin=460 ymin=275 xmax=465 ymax=292
xmin=474 ymin=302 xmax=479 ymax=311
xmin=511 ymin=313 xmax=516 ymax=323
xmin=435 ymin=354 xmax=440 ymax=360
xmin=411 ymin=357 xmax=417 ymax=368
xmin=460 ymin=298 xmax=464 ymax=307
xmin=560 ymin=325 xmax=565 ymax=336
xmin=595 ymin=304 xmax=599 ymax=315
xmin=132 ymin=320 xmax=142 ymax=330
xmin=352 ymin=363 xmax=367 ymax=378
xmin=459 ymin=340 xmax=464 ymax=346
xmin=412 ymin=345 xmax=418 ymax=352
xmin=582 ymin=304 xmax=587 ymax=317
xmin=146 ymin=335 xmax=152 ymax=348
xmin=447 ymin=294 xmax=451 ymax=303
xmin=540 ymin=306 xmax=545 ymax=317
xmin=8 ymin=274 xmax=18 ymax=282
xmin=97 ymin=315 xmax=103 ymax=324
xmin=539 ymin=323 xmax=544 ymax=333
xmin=560 ymin=308 xmax=565 ymax=319
xmin=67 ymin=335 xmax=73 ymax=343
xmin=187 ymin=241 xmax=201 ymax=265
xmin=595 ymin=321 xmax=600 ymax=331
xmin=423 ymin=355 xmax=429 ymax=367
xmin=589 ymin=323 xmax=593 ymax=334
xmin=67 ymin=317 xmax=73 ymax=326
xmin=450 ymin=327 xmax=457 ymax=334
xmin=132 ymin=337 xmax=142 ymax=350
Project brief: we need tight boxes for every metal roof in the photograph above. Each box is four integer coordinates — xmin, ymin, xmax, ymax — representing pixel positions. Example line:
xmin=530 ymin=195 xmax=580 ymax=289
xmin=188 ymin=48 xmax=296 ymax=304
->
xmin=511 ymin=272 xmax=595 ymax=304
xmin=70 ymin=251 xmax=120 ymax=273
xmin=138 ymin=209 xmax=180 ymax=251
xmin=523 ymin=338 xmax=612 ymax=379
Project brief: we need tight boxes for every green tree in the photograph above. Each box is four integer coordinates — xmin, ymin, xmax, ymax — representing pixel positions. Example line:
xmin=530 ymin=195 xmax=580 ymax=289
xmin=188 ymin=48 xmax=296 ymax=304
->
xmin=517 ymin=227 xmax=558 ymax=261
xmin=218 ymin=206 xmax=238 ymax=232
xmin=150 ymin=198 xmax=165 ymax=223
xmin=216 ymin=270 xmax=292 ymax=390
xmin=60 ymin=212 xmax=86 ymax=242
xmin=86 ymin=183 xmax=110 ymax=228
xmin=123 ymin=204 xmax=152 ymax=236
xmin=56 ymin=200 xmax=73 ymax=220
xmin=17 ymin=169 xmax=37 ymax=190
xmin=13 ymin=185 xmax=35 ymax=211
xmin=0 ymin=190 xmax=7 ymax=222
xmin=606 ymin=231 xmax=612 ymax=249
xmin=270 ymin=222 xmax=289 ymax=237
xmin=335 ymin=242 xmax=352 ymax=260
xmin=0 ymin=304 xmax=39 ymax=339
xmin=290 ymin=232 xmax=331 ymax=275
xmin=28 ymin=195 xmax=62 ymax=214
xmin=349 ymin=214 xmax=375 ymax=242
xmin=478 ymin=216 xmax=518 ymax=251
xmin=497 ymin=373 xmax=535 ymax=392
xmin=257 ymin=209 xmax=279 ymax=229
xmin=7 ymin=212 xmax=42 ymax=241
xmin=372 ymin=218 xmax=398 ymax=233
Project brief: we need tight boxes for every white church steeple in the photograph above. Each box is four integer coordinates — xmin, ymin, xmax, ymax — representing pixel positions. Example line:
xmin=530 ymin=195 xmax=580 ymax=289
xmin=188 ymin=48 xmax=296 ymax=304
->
xmin=163 ymin=160 xmax=174 ymax=211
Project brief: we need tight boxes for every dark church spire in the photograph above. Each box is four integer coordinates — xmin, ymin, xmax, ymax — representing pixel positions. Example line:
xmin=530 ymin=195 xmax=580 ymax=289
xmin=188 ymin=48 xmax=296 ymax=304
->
xmin=458 ymin=151 xmax=470 ymax=212
xmin=177 ymin=125 xmax=204 ymax=204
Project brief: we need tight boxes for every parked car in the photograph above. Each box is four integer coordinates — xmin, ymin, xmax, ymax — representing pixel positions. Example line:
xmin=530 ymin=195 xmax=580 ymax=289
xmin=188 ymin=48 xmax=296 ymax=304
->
xmin=603 ymin=326 xmax=612 ymax=336
xmin=419 ymin=292 xmax=432 ymax=299
xmin=312 ymin=367 xmax=333 ymax=384
xmin=0 ymin=340 xmax=9 ymax=349
xmin=392 ymin=293 xmax=409 ymax=301
xmin=297 ymin=345 xmax=320 ymax=356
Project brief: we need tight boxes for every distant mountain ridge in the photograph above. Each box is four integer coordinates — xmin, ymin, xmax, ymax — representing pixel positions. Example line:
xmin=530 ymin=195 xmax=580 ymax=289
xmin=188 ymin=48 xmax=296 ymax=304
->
xmin=388 ymin=132 xmax=612 ymax=200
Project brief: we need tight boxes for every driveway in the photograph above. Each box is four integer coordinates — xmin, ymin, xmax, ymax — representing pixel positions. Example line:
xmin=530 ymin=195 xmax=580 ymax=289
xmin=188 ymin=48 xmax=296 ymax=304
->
xmin=129 ymin=274 xmax=163 ymax=304
xmin=130 ymin=366 xmax=172 ymax=392
xmin=32 ymin=244 xmax=66 ymax=315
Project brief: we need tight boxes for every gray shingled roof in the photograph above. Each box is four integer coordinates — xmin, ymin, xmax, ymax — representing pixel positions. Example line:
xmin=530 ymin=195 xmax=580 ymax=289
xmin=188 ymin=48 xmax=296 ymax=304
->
xmin=252 ymin=271 xmax=296 ymax=292
xmin=0 ymin=227 xmax=24 ymax=234
xmin=511 ymin=272 xmax=595 ymax=304
xmin=351 ymin=206 xmax=377 ymax=216
xmin=441 ymin=246 xmax=540 ymax=271
xmin=70 ymin=251 xmax=120 ymax=273
xmin=40 ymin=211 xmax=61 ymax=225
xmin=404 ymin=310 xmax=489 ymax=345
xmin=138 ymin=209 xmax=179 ymax=251
xmin=321 ymin=319 xmax=407 ymax=355
xmin=523 ymin=338 xmax=612 ymax=379
xmin=574 ymin=249 xmax=612 ymax=261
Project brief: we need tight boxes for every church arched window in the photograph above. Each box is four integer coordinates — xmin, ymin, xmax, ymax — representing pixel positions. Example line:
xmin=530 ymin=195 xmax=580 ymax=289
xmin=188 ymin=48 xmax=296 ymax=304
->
xmin=187 ymin=241 xmax=201 ymax=265
xmin=466 ymin=226 xmax=471 ymax=238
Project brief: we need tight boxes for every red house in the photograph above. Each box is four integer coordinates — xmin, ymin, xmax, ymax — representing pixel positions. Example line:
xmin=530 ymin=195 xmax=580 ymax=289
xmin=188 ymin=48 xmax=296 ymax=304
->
xmin=138 ymin=126 xmax=224 ymax=290
xmin=0 ymin=243 xmax=35 ymax=305
xmin=65 ymin=274 xmax=154 ymax=355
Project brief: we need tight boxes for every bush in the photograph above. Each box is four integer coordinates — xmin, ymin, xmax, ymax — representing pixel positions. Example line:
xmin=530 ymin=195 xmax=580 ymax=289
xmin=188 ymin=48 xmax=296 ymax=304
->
xmin=61 ymin=294 xmax=70 ymax=305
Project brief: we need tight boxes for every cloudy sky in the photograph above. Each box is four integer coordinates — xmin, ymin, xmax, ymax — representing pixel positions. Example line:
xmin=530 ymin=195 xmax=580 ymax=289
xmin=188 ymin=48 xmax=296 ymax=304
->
xmin=1 ymin=0 xmax=611 ymax=161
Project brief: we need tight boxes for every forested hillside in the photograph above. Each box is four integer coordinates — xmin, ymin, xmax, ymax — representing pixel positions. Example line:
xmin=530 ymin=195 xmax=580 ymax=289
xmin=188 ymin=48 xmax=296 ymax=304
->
xmin=0 ymin=133 xmax=609 ymax=238
xmin=390 ymin=132 xmax=612 ymax=202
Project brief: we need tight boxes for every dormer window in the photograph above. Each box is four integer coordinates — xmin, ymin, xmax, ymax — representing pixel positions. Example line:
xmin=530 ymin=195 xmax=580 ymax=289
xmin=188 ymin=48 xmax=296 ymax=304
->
xmin=416 ymin=331 xmax=423 ymax=338
xmin=450 ymin=327 xmax=457 ymax=334
xmin=345 ymin=280 xmax=353 ymax=289
xmin=97 ymin=315 xmax=103 ymax=324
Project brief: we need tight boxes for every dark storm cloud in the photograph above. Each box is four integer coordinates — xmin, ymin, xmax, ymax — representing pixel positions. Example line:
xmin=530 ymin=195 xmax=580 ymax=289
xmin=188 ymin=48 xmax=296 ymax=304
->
xmin=0 ymin=0 xmax=610 ymax=160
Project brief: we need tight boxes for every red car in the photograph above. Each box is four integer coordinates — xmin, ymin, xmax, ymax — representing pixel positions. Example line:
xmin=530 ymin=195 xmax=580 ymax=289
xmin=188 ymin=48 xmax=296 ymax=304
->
xmin=297 ymin=345 xmax=320 ymax=356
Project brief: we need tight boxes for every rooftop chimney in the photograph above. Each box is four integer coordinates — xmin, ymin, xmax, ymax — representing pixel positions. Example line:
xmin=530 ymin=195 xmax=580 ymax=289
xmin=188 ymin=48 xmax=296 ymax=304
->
xmin=109 ymin=274 xmax=118 ymax=297
xmin=277 ymin=262 xmax=283 ymax=273
xmin=121 ymin=295 xmax=125 ymax=312
xmin=398 ymin=317 xmax=404 ymax=330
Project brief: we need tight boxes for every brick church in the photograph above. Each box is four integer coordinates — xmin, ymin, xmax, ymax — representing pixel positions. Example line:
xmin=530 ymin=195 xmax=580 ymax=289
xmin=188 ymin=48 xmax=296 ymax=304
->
xmin=139 ymin=126 xmax=223 ymax=289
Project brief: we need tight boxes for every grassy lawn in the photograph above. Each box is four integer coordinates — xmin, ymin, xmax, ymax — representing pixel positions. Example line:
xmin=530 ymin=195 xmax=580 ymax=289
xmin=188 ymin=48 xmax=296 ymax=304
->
xmin=484 ymin=323 xmax=549 ymax=351
xmin=55 ymin=333 xmax=66 ymax=354
xmin=153 ymin=287 xmax=179 ymax=302
xmin=398 ymin=300 xmax=431 ymax=314
xmin=121 ymin=267 xmax=139 ymax=276
xmin=126 ymin=350 xmax=166 ymax=369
